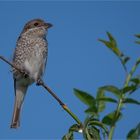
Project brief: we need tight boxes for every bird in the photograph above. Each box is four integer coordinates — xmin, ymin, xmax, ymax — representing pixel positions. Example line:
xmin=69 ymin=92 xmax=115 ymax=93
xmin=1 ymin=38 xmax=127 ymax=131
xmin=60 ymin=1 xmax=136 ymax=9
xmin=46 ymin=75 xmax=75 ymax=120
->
xmin=11 ymin=18 xmax=52 ymax=128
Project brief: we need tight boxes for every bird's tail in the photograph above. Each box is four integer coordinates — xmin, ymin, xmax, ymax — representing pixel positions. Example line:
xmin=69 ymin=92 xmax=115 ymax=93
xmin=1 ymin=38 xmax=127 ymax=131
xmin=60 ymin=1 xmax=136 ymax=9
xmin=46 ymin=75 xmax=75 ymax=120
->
xmin=11 ymin=84 xmax=28 ymax=128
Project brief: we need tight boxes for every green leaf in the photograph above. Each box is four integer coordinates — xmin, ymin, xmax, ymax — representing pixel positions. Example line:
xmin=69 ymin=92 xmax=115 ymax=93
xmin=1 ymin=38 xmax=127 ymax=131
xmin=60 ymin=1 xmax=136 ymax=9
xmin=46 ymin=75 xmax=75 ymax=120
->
xmin=69 ymin=124 xmax=81 ymax=132
xmin=102 ymin=111 xmax=122 ymax=126
xmin=135 ymin=41 xmax=140 ymax=44
xmin=74 ymin=88 xmax=95 ymax=106
xmin=123 ymin=98 xmax=140 ymax=105
xmin=136 ymin=58 xmax=140 ymax=65
xmin=102 ymin=112 xmax=115 ymax=126
xmin=135 ymin=34 xmax=140 ymax=44
xmin=89 ymin=120 xmax=109 ymax=135
xmin=135 ymin=34 xmax=140 ymax=38
xmin=123 ymin=56 xmax=130 ymax=65
xmin=99 ymin=32 xmax=129 ymax=71
xmin=83 ymin=126 xmax=101 ymax=140
xmin=107 ymin=32 xmax=122 ymax=56
xmin=99 ymin=32 xmax=122 ymax=57
xmin=62 ymin=131 xmax=73 ymax=140
xmin=85 ymin=105 xmax=98 ymax=116
xmin=131 ymin=78 xmax=140 ymax=85
xmin=97 ymin=97 xmax=118 ymax=103
xmin=107 ymin=32 xmax=116 ymax=42
xmin=121 ymin=85 xmax=137 ymax=94
xmin=96 ymin=89 xmax=106 ymax=113
xmin=127 ymin=123 xmax=140 ymax=140
xmin=129 ymin=77 xmax=140 ymax=94
xmin=99 ymin=85 xmax=121 ymax=98
xmin=62 ymin=124 xmax=82 ymax=140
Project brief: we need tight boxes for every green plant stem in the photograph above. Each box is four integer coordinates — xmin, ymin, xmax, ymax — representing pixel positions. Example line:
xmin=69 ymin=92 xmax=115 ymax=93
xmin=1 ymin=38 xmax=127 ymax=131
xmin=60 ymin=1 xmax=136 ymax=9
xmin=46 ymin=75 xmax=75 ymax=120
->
xmin=108 ymin=98 xmax=123 ymax=140
xmin=124 ymin=58 xmax=140 ymax=87
xmin=108 ymin=58 xmax=140 ymax=140
xmin=63 ymin=105 xmax=82 ymax=125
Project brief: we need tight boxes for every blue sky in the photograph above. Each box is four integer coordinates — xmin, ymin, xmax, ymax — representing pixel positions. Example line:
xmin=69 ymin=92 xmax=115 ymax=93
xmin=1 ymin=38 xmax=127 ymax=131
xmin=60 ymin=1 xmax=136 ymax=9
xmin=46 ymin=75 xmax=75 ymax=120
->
xmin=0 ymin=1 xmax=140 ymax=139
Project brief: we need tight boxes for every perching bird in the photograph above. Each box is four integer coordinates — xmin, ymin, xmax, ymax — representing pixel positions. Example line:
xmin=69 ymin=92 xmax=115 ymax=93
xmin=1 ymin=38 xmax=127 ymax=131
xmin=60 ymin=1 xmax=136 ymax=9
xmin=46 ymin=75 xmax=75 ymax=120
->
xmin=11 ymin=19 xmax=52 ymax=128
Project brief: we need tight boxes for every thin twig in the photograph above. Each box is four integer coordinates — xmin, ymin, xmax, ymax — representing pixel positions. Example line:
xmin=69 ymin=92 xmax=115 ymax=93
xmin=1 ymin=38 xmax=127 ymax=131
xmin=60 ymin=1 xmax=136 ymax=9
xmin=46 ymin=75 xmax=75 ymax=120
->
xmin=0 ymin=55 xmax=82 ymax=126
xmin=0 ymin=56 xmax=21 ymax=72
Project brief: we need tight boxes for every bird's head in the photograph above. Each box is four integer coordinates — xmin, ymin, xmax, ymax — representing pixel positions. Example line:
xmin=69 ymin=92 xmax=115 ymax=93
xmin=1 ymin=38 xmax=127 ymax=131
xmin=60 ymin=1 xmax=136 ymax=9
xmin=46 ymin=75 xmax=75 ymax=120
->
xmin=21 ymin=19 xmax=53 ymax=35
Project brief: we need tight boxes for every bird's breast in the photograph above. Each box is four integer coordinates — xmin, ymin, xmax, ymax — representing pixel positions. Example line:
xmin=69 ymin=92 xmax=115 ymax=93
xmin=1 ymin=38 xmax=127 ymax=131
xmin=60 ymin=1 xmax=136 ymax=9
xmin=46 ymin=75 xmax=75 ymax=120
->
xmin=24 ymin=43 xmax=47 ymax=81
xmin=14 ymin=36 xmax=47 ymax=82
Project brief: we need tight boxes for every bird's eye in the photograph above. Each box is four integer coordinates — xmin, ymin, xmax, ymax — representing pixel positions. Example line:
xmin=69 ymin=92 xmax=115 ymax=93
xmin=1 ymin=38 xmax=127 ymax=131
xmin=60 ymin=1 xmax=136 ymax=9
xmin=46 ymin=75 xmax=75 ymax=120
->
xmin=34 ymin=22 xmax=39 ymax=26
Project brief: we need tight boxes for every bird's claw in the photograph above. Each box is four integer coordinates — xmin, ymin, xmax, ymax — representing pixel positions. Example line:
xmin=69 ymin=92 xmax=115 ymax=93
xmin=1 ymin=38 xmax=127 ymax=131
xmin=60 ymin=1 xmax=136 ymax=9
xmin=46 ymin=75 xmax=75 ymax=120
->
xmin=21 ymin=70 xmax=28 ymax=78
xmin=36 ymin=78 xmax=43 ymax=86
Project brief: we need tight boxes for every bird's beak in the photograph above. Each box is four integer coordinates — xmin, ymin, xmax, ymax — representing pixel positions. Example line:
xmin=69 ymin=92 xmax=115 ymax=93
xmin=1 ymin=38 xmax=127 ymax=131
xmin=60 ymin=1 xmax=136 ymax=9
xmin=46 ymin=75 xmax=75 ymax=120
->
xmin=44 ymin=22 xmax=53 ymax=29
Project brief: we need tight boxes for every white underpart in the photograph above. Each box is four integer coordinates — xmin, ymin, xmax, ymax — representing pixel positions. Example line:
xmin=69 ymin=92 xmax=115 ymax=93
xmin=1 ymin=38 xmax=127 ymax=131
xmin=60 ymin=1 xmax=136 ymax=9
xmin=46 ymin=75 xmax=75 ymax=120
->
xmin=24 ymin=44 xmax=44 ymax=81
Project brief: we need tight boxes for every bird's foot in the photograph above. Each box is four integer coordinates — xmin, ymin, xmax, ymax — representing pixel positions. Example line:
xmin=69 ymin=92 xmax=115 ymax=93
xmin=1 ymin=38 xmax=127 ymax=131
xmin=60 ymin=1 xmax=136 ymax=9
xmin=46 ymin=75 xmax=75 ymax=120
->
xmin=21 ymin=69 xmax=29 ymax=78
xmin=36 ymin=78 xmax=43 ymax=86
